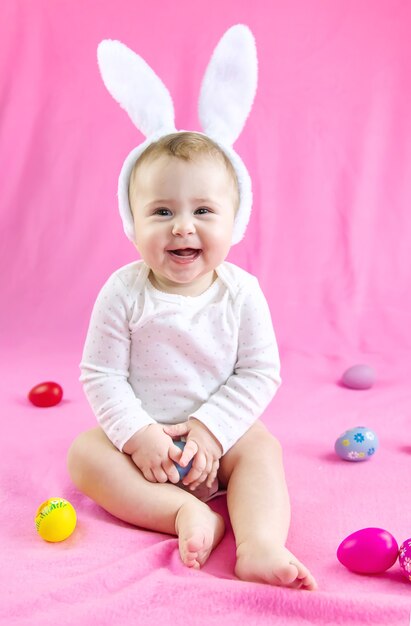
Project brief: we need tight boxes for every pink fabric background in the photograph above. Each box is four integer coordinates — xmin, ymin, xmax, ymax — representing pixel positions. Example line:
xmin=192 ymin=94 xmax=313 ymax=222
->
xmin=1 ymin=1 xmax=411 ymax=624
xmin=2 ymin=0 xmax=410 ymax=356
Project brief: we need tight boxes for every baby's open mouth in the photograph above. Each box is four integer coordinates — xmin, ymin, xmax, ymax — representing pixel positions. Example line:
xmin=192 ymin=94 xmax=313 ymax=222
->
xmin=168 ymin=248 xmax=201 ymax=261
xmin=170 ymin=248 xmax=199 ymax=256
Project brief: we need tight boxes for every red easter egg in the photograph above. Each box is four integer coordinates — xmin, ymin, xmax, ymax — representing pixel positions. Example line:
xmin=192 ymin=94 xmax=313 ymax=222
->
xmin=28 ymin=381 xmax=63 ymax=407
xmin=337 ymin=527 xmax=399 ymax=574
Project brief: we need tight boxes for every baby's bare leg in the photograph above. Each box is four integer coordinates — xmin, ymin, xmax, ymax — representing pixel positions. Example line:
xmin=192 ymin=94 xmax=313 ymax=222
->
xmin=218 ymin=421 xmax=317 ymax=590
xmin=67 ymin=428 xmax=224 ymax=568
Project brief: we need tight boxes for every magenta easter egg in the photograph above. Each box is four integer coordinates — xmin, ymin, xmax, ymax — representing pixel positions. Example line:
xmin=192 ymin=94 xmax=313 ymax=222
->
xmin=341 ymin=364 xmax=375 ymax=390
xmin=337 ymin=528 xmax=399 ymax=574
xmin=28 ymin=381 xmax=63 ymax=407
xmin=399 ymin=538 xmax=411 ymax=582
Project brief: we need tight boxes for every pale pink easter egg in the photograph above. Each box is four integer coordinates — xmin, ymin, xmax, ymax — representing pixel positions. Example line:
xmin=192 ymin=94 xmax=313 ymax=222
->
xmin=337 ymin=528 xmax=399 ymax=574
xmin=341 ymin=364 xmax=375 ymax=390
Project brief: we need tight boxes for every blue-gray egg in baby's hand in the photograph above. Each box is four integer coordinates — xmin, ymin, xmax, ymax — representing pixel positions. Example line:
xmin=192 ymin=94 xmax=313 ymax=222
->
xmin=174 ymin=440 xmax=193 ymax=479
xmin=335 ymin=426 xmax=379 ymax=461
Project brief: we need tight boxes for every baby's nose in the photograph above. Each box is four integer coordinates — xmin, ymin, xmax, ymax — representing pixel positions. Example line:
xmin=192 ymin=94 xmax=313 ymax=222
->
xmin=172 ymin=217 xmax=196 ymax=236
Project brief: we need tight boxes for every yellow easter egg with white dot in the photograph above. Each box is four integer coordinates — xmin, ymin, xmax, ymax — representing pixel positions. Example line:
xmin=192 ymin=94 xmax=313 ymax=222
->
xmin=35 ymin=497 xmax=77 ymax=542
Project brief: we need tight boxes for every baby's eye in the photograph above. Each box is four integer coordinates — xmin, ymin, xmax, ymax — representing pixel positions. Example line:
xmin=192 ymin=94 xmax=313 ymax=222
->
xmin=194 ymin=207 xmax=211 ymax=215
xmin=154 ymin=208 xmax=172 ymax=216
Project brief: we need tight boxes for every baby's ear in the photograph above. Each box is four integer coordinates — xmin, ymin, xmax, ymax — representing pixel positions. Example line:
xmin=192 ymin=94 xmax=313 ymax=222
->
xmin=198 ymin=25 xmax=258 ymax=146
xmin=97 ymin=39 xmax=176 ymax=138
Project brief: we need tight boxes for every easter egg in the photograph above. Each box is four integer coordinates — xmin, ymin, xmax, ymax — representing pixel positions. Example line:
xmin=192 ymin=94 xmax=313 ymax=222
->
xmin=337 ymin=528 xmax=399 ymax=574
xmin=35 ymin=497 xmax=77 ymax=542
xmin=174 ymin=440 xmax=193 ymax=480
xmin=341 ymin=364 xmax=375 ymax=390
xmin=28 ymin=381 xmax=63 ymax=407
xmin=335 ymin=426 xmax=379 ymax=461
xmin=399 ymin=538 xmax=411 ymax=582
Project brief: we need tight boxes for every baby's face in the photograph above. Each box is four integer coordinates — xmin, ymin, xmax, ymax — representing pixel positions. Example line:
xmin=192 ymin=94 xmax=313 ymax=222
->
xmin=130 ymin=154 xmax=237 ymax=296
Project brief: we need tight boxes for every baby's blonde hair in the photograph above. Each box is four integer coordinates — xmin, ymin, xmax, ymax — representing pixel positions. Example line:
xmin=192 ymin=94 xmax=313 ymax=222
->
xmin=128 ymin=131 xmax=240 ymax=210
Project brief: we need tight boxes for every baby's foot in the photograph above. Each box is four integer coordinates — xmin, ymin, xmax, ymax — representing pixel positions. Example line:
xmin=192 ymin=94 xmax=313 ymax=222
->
xmin=235 ymin=541 xmax=317 ymax=590
xmin=175 ymin=501 xmax=225 ymax=569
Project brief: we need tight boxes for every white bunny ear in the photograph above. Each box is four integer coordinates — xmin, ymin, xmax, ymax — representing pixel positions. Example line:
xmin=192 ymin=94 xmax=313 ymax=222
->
xmin=198 ymin=25 xmax=258 ymax=146
xmin=97 ymin=39 xmax=176 ymax=138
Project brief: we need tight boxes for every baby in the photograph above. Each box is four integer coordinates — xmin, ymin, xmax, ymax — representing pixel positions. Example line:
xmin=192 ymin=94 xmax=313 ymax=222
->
xmin=67 ymin=131 xmax=317 ymax=590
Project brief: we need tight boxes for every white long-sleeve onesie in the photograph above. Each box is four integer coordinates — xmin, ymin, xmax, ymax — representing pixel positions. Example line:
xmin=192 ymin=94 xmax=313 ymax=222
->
xmin=80 ymin=260 xmax=281 ymax=454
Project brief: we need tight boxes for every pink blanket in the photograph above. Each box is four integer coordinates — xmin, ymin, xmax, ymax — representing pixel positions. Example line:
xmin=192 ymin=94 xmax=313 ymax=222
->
xmin=1 ymin=345 xmax=410 ymax=625
xmin=2 ymin=1 xmax=411 ymax=624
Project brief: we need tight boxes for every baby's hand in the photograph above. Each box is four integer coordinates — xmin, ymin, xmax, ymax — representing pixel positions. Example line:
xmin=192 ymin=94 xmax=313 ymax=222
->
xmin=123 ymin=423 xmax=181 ymax=484
xmin=163 ymin=419 xmax=222 ymax=490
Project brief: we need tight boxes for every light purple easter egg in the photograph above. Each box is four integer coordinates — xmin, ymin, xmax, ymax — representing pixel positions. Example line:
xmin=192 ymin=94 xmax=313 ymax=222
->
xmin=334 ymin=426 xmax=379 ymax=462
xmin=337 ymin=528 xmax=398 ymax=574
xmin=399 ymin=538 xmax=411 ymax=582
xmin=341 ymin=364 xmax=376 ymax=390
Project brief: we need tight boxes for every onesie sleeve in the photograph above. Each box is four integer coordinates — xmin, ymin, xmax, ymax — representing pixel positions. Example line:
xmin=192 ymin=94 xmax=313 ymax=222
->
xmin=79 ymin=272 xmax=156 ymax=451
xmin=190 ymin=279 xmax=281 ymax=454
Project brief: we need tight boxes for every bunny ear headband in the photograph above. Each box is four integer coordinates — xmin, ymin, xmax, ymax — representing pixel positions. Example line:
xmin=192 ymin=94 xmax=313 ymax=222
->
xmin=97 ymin=24 xmax=258 ymax=245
